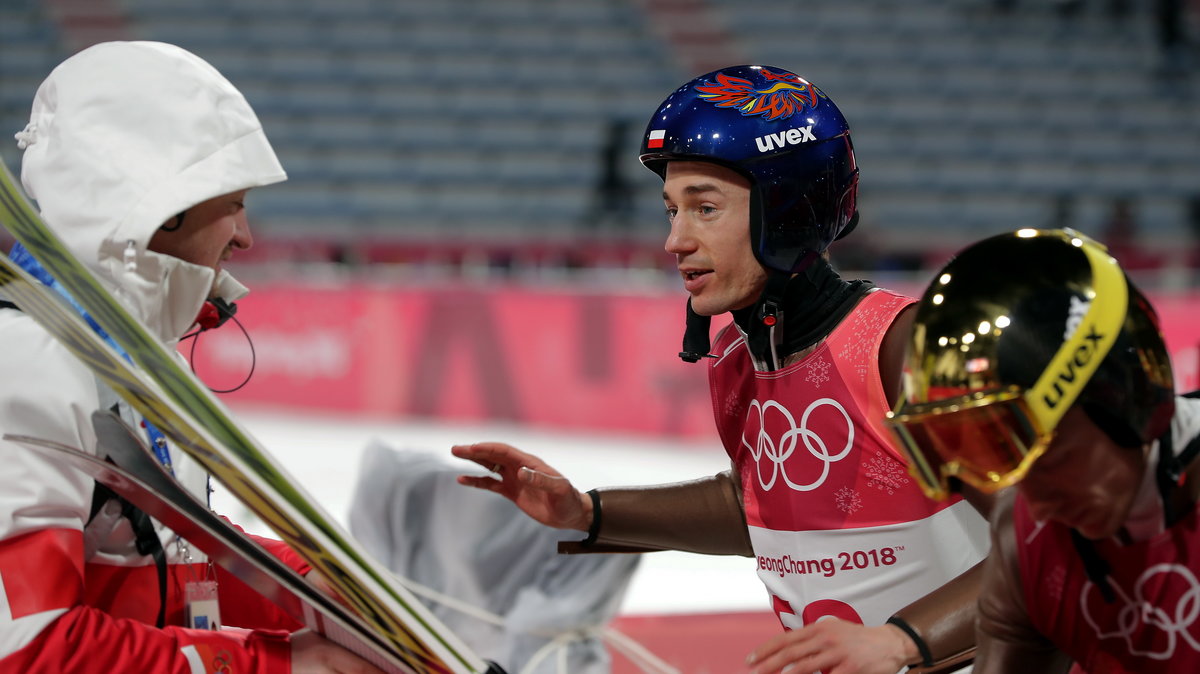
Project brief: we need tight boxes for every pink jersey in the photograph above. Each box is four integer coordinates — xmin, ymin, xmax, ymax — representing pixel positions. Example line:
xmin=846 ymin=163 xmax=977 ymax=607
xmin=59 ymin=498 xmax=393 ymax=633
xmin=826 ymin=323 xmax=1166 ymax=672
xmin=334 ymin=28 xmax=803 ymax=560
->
xmin=710 ymin=289 xmax=988 ymax=629
xmin=1014 ymin=495 xmax=1200 ymax=672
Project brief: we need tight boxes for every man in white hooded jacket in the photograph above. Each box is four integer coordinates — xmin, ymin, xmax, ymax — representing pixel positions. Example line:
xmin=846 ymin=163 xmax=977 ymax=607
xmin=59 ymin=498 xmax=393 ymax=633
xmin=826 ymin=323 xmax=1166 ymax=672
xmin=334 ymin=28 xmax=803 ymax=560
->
xmin=0 ymin=42 xmax=380 ymax=673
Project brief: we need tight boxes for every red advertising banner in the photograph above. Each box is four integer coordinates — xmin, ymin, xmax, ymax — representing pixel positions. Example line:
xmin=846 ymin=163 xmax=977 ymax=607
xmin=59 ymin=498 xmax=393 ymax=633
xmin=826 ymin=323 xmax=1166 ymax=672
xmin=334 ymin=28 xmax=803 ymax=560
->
xmin=190 ymin=282 xmax=722 ymax=439
xmin=189 ymin=282 xmax=1200 ymax=439
xmin=1150 ymin=293 xmax=1200 ymax=393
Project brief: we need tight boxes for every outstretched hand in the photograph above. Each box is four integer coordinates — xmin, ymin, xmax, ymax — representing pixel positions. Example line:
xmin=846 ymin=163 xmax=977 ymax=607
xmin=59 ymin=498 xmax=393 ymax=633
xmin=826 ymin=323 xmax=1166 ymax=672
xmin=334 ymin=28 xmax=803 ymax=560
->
xmin=451 ymin=441 xmax=592 ymax=532
xmin=745 ymin=619 xmax=917 ymax=674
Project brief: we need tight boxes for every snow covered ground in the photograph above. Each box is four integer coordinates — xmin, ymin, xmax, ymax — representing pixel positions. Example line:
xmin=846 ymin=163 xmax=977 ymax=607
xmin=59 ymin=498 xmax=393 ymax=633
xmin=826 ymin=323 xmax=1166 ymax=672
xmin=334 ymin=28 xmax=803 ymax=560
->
xmin=214 ymin=407 xmax=767 ymax=617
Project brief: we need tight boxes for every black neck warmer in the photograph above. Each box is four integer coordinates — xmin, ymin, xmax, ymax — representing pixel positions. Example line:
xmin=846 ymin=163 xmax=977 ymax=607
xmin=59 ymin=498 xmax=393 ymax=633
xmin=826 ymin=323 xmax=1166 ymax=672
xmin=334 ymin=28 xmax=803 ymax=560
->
xmin=733 ymin=256 xmax=873 ymax=369
xmin=678 ymin=256 xmax=873 ymax=370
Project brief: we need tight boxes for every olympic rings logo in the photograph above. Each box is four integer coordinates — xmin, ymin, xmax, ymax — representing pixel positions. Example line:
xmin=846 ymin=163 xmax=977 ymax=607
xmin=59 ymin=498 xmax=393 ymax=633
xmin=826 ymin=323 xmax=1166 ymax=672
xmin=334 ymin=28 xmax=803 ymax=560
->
xmin=742 ymin=397 xmax=854 ymax=492
xmin=210 ymin=651 xmax=233 ymax=674
xmin=1083 ymin=563 xmax=1200 ymax=660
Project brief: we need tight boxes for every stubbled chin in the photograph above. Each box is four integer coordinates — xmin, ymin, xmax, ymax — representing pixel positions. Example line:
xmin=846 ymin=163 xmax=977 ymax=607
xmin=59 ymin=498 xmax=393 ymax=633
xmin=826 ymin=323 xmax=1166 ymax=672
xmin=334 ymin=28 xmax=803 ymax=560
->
xmin=688 ymin=295 xmax=728 ymax=317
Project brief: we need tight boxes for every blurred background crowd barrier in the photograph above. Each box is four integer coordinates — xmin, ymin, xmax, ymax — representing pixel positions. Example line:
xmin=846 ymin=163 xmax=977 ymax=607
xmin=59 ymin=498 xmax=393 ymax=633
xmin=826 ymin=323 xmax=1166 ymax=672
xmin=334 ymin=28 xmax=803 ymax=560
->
xmin=2 ymin=0 xmax=1199 ymax=429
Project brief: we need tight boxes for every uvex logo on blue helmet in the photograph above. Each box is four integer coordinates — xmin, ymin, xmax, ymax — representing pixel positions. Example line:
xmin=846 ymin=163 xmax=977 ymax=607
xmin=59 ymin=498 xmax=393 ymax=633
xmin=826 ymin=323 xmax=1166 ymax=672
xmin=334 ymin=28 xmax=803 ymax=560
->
xmin=639 ymin=65 xmax=859 ymax=274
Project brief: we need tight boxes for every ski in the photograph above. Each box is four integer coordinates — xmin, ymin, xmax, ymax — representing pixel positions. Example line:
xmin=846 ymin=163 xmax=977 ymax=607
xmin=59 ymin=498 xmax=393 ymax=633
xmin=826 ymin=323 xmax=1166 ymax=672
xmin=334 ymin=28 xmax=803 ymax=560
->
xmin=6 ymin=410 xmax=410 ymax=672
xmin=0 ymin=162 xmax=488 ymax=674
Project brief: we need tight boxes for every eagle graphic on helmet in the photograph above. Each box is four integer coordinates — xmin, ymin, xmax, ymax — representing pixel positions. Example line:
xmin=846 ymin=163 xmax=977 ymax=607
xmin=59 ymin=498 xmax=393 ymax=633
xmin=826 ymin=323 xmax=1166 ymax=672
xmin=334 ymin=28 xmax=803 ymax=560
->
xmin=694 ymin=69 xmax=824 ymax=122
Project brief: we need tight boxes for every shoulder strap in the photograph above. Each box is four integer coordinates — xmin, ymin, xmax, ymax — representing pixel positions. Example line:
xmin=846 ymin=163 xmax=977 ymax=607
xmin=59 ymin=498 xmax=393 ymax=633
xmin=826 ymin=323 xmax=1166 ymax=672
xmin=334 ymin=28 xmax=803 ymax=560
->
xmin=87 ymin=480 xmax=114 ymax=524
xmin=5 ymin=295 xmax=170 ymax=625
xmin=1177 ymin=436 xmax=1200 ymax=476
xmin=84 ymin=405 xmax=170 ymax=628
xmin=1154 ymin=414 xmax=1200 ymax=529
xmin=85 ymin=467 xmax=169 ymax=628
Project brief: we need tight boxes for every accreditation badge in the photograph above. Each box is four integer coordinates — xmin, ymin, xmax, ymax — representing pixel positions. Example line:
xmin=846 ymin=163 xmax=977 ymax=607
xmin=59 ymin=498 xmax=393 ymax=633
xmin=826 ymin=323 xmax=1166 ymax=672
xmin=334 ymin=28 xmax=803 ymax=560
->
xmin=185 ymin=578 xmax=222 ymax=631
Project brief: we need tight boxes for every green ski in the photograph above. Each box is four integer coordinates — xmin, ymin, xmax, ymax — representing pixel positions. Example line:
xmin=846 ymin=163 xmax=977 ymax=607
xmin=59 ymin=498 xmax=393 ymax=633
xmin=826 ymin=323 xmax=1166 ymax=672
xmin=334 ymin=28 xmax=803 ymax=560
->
xmin=0 ymin=161 xmax=490 ymax=674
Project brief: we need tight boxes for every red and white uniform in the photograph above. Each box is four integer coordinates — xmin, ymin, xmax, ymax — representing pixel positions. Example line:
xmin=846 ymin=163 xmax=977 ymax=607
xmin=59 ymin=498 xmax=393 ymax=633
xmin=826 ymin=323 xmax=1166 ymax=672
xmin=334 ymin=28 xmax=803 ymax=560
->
xmin=710 ymin=289 xmax=988 ymax=630
xmin=1012 ymin=399 xmax=1200 ymax=673
xmin=0 ymin=42 xmax=297 ymax=672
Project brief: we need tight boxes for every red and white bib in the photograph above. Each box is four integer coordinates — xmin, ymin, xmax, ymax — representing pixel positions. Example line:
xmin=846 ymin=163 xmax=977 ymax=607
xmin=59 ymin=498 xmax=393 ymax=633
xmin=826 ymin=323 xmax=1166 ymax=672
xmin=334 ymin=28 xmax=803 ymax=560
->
xmin=710 ymin=289 xmax=988 ymax=629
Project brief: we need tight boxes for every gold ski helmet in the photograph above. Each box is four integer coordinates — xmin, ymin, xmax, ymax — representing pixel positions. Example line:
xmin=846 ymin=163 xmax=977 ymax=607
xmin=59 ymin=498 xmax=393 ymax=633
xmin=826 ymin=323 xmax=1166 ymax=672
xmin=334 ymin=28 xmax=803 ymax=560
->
xmin=886 ymin=229 xmax=1174 ymax=500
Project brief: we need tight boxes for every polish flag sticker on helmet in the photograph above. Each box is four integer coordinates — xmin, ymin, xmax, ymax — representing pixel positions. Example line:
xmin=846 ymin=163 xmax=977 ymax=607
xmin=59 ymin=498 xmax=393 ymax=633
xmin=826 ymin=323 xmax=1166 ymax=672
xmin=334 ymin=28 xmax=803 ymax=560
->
xmin=647 ymin=129 xmax=666 ymax=148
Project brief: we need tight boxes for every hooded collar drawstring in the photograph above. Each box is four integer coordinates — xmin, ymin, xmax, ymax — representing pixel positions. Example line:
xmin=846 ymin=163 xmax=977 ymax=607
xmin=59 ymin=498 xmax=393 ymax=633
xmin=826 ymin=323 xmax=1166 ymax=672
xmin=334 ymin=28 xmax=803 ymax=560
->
xmin=123 ymin=240 xmax=137 ymax=273
xmin=14 ymin=122 xmax=38 ymax=150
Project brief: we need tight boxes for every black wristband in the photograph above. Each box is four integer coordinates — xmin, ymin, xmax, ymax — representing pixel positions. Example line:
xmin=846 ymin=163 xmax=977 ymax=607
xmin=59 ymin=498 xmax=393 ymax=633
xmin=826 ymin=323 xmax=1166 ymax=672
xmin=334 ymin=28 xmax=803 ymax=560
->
xmin=887 ymin=616 xmax=934 ymax=668
xmin=580 ymin=489 xmax=602 ymax=546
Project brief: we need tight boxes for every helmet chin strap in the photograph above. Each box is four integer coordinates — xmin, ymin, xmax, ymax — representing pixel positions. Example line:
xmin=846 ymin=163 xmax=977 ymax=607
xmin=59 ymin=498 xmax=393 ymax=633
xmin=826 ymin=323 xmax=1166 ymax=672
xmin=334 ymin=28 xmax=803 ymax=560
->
xmin=679 ymin=298 xmax=714 ymax=363
xmin=676 ymin=271 xmax=790 ymax=368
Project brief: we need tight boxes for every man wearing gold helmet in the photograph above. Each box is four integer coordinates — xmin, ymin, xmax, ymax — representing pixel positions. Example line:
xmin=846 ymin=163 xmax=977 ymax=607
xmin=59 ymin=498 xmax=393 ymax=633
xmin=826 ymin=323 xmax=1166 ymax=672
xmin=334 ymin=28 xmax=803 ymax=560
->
xmin=887 ymin=228 xmax=1196 ymax=673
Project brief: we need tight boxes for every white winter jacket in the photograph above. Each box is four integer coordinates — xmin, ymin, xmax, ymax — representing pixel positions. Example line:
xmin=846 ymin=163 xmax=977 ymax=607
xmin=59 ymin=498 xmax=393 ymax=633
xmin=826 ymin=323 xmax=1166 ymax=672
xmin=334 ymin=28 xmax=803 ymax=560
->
xmin=0 ymin=42 xmax=304 ymax=673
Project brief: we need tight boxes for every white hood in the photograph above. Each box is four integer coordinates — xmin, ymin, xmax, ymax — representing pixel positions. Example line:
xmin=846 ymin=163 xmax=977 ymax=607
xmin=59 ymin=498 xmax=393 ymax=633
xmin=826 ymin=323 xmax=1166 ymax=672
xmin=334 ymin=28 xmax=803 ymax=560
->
xmin=16 ymin=41 xmax=286 ymax=343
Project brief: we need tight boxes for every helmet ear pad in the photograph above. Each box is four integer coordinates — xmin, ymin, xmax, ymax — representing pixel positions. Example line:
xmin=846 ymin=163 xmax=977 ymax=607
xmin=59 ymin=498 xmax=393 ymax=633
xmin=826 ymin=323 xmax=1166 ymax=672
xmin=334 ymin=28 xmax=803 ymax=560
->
xmin=747 ymin=137 xmax=860 ymax=273
xmin=1079 ymin=285 xmax=1175 ymax=448
xmin=748 ymin=182 xmax=819 ymax=273
xmin=835 ymin=211 xmax=861 ymax=242
xmin=1081 ymin=402 xmax=1144 ymax=449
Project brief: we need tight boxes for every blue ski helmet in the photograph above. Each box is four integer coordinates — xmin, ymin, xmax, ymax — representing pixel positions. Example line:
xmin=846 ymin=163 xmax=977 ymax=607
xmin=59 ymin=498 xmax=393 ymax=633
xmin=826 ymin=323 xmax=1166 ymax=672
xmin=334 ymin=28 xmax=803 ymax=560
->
xmin=640 ymin=65 xmax=859 ymax=274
